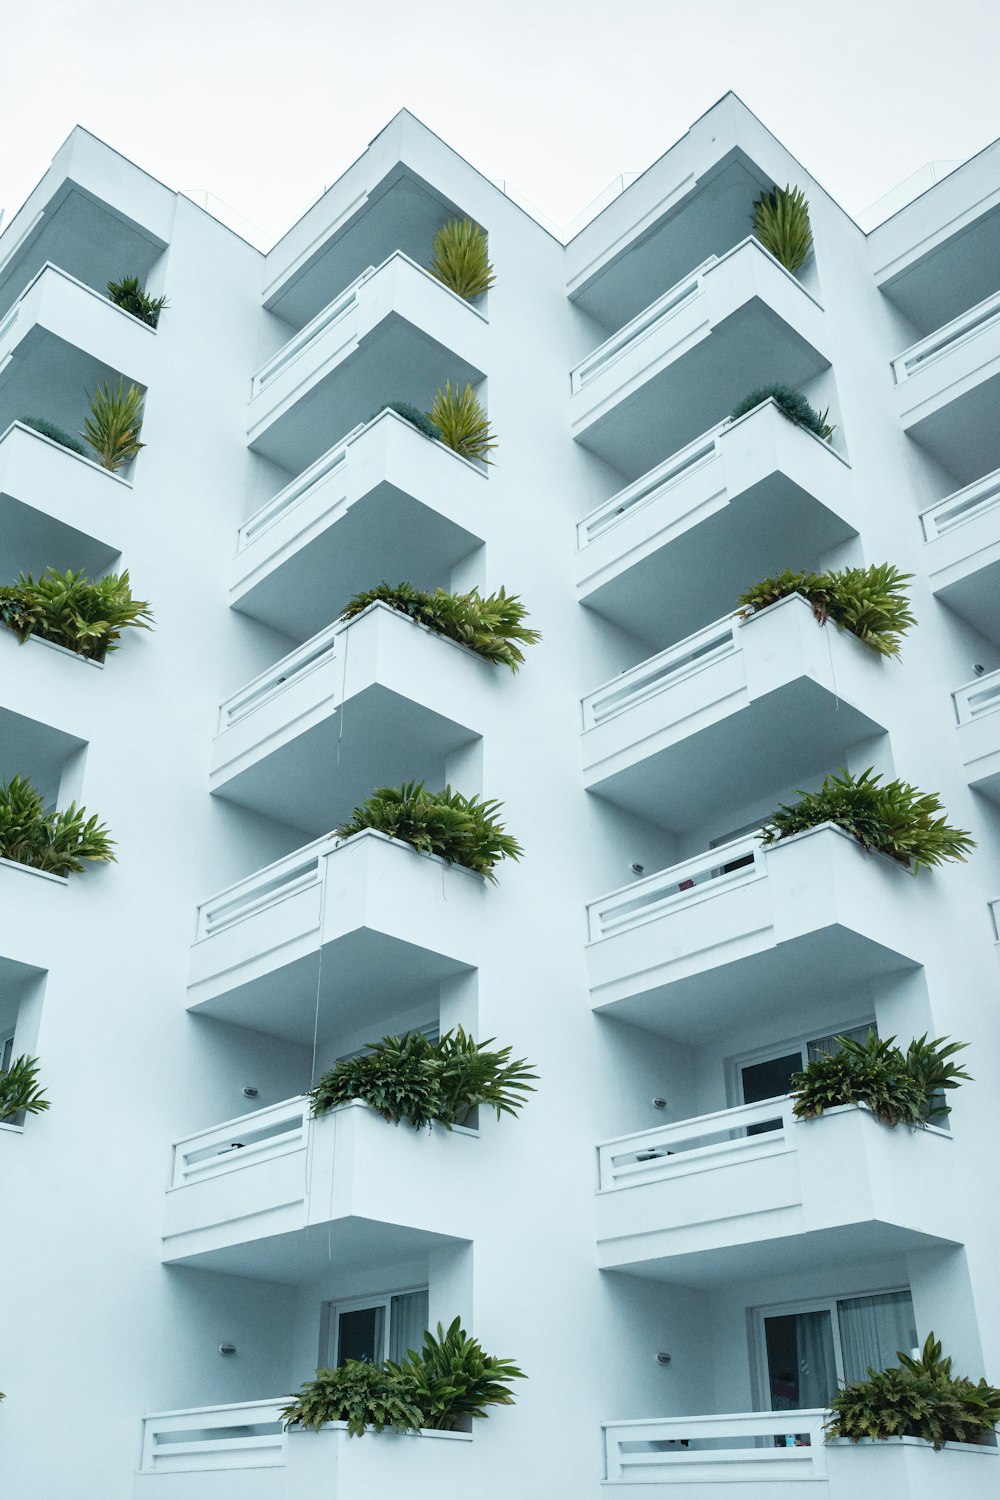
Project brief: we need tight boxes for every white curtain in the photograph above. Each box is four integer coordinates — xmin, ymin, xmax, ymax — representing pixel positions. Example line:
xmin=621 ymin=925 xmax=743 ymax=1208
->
xmin=837 ymin=1291 xmax=917 ymax=1382
xmin=794 ymin=1311 xmax=839 ymax=1408
xmin=389 ymin=1290 xmax=429 ymax=1364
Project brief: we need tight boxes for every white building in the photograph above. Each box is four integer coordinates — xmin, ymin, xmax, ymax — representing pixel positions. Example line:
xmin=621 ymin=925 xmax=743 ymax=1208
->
xmin=1 ymin=93 xmax=999 ymax=1498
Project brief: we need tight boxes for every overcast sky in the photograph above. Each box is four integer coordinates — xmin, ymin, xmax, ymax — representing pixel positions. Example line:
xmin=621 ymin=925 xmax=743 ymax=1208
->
xmin=3 ymin=0 xmax=998 ymax=244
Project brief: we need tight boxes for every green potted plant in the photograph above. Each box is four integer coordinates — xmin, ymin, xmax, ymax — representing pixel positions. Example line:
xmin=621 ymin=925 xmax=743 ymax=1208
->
xmin=17 ymin=416 xmax=89 ymax=457
xmin=368 ymin=401 xmax=443 ymax=441
xmin=736 ymin=563 xmax=915 ymax=658
xmin=729 ymin=383 xmax=834 ymax=441
xmin=791 ymin=1032 xmax=970 ymax=1126
xmin=428 ymin=219 xmax=495 ymax=302
xmin=428 ymin=381 xmax=497 ymax=463
xmin=106 ymin=275 xmax=168 ymax=328
xmin=336 ymin=781 xmax=521 ymax=881
xmin=339 ymin=582 xmax=540 ymax=670
xmin=0 ymin=569 xmax=153 ymax=662
xmin=751 ymin=184 xmax=813 ymax=272
xmin=826 ymin=1334 xmax=1000 ymax=1449
xmin=0 ymin=774 xmax=115 ymax=876
xmin=82 ymin=379 xmax=146 ymax=471
xmin=0 ymin=1054 xmax=49 ymax=1123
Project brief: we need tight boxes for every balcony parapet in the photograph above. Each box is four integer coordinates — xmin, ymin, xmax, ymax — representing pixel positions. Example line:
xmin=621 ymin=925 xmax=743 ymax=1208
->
xmin=954 ymin=667 xmax=1000 ymax=803
xmin=920 ymin=466 xmax=1000 ymax=542
xmin=893 ymin=286 xmax=1000 ymax=384
xmin=0 ymin=261 xmax=155 ymax=387
xmin=919 ymin=465 xmax=1000 ymax=646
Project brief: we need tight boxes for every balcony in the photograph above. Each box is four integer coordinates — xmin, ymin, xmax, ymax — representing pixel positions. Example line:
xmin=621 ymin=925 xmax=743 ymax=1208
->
xmin=569 ymin=239 xmax=829 ymax=484
xmin=211 ymin=601 xmax=487 ymax=835
xmin=582 ymin=594 xmax=886 ymax=831
xmin=136 ymin=1407 xmax=469 ymax=1490
xmin=163 ymin=1096 xmax=475 ymax=1280
xmin=603 ymin=1412 xmax=994 ymax=1495
xmin=0 ymin=420 xmax=130 ymax=580
xmin=892 ymin=290 xmax=1000 ymax=485
xmin=576 ymin=400 xmax=855 ymax=649
xmin=187 ymin=830 xmax=484 ymax=1043
xmin=586 ymin=824 xmax=925 ymax=1037
xmin=247 ymin=252 xmax=487 ymax=473
xmin=919 ymin=466 xmax=1000 ymax=646
xmin=230 ymin=410 xmax=486 ymax=640
xmin=954 ymin=669 xmax=1000 ymax=803
xmin=597 ymin=1098 xmax=957 ymax=1285
xmin=0 ymin=264 xmax=154 ymax=441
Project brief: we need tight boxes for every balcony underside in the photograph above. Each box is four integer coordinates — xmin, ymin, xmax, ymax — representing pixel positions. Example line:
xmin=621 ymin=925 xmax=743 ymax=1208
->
xmin=934 ymin=553 xmax=1000 ymax=647
xmin=0 ymin=700 xmax=86 ymax=807
xmin=0 ymin=326 xmax=133 ymax=442
xmin=904 ymin=365 xmax=1000 ymax=488
xmin=248 ymin=318 xmax=482 ymax=473
xmin=587 ymin=678 xmax=883 ymax=834
xmin=574 ymin=302 xmax=828 ymax=484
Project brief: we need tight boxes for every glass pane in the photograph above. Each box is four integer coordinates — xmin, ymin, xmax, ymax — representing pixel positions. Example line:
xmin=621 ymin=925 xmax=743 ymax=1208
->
xmin=741 ymin=1053 xmax=802 ymax=1135
xmin=807 ymin=1023 xmax=876 ymax=1061
xmin=389 ymin=1290 xmax=429 ymax=1363
xmin=337 ymin=1304 xmax=385 ymax=1366
xmin=837 ymin=1291 xmax=917 ymax=1382
xmin=764 ymin=1310 xmax=837 ymax=1409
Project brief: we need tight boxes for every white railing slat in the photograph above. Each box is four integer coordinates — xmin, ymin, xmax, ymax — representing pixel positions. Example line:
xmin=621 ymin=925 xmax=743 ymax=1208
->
xmin=588 ymin=832 xmax=762 ymax=942
xmin=598 ymin=1095 xmax=793 ymax=1189
xmin=583 ymin=615 xmax=738 ymax=728
xmin=577 ymin=422 xmax=725 ymax=545
xmin=570 ymin=255 xmax=716 ymax=393
xmin=171 ymin=1096 xmax=310 ymax=1186
xmin=195 ymin=835 xmax=331 ymax=939
xmin=238 ymin=429 xmax=360 ymax=550
xmin=603 ymin=1408 xmax=828 ymax=1483
xmin=894 ymin=287 xmax=1000 ymax=382
xmin=219 ymin=619 xmax=342 ymax=729
xmin=921 ymin=465 xmax=1000 ymax=541
xmin=954 ymin=667 xmax=1000 ymax=726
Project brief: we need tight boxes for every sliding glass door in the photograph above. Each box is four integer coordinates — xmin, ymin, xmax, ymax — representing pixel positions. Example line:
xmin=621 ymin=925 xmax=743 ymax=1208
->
xmin=757 ymin=1289 xmax=917 ymax=1412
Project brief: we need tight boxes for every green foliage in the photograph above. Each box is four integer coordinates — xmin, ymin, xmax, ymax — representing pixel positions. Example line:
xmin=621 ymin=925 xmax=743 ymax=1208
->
xmin=0 ymin=1055 xmax=50 ymax=1123
xmin=368 ymin=401 xmax=442 ymax=441
xmin=428 ymin=218 xmax=496 ymax=302
xmin=82 ymin=379 xmax=146 ymax=471
xmin=826 ymin=1334 xmax=1000 ymax=1450
xmin=761 ymin=767 xmax=974 ymax=873
xmin=751 ymin=184 xmax=813 ymax=272
xmin=310 ymin=1028 xmax=537 ymax=1130
xmin=280 ymin=1360 xmax=424 ymax=1437
xmin=904 ymin=1035 xmax=972 ymax=1123
xmin=106 ymin=275 xmax=168 ymax=328
xmin=737 ymin=563 xmax=915 ymax=658
xmin=0 ymin=774 xmax=116 ymax=877
xmin=0 ymin=569 xmax=153 ymax=661
xmin=18 ymin=416 xmax=88 ymax=456
xmin=336 ymin=781 xmax=521 ymax=881
xmin=388 ymin=1319 xmax=525 ymax=1430
xmin=340 ymin=581 xmax=540 ymax=671
xmin=729 ymin=383 xmax=833 ymax=441
xmin=428 ymin=380 xmax=497 ymax=463
xmin=793 ymin=1032 xmax=926 ymax=1127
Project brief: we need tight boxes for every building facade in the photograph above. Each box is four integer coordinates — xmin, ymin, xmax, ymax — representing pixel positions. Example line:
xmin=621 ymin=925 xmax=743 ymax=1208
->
xmin=0 ymin=93 xmax=998 ymax=1497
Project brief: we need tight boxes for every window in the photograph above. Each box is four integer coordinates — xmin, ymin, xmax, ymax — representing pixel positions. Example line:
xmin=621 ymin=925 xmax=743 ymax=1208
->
xmin=0 ymin=1032 xmax=13 ymax=1071
xmin=754 ymin=1289 xmax=917 ymax=1412
xmin=321 ymin=1288 xmax=429 ymax=1368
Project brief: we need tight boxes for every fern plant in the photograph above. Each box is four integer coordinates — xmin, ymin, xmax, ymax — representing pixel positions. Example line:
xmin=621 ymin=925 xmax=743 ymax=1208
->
xmin=761 ymin=767 xmax=974 ymax=873
xmin=336 ymin=781 xmax=521 ymax=881
xmin=82 ymin=379 xmax=145 ymax=471
xmin=0 ymin=774 xmax=115 ymax=876
xmin=428 ymin=219 xmax=495 ymax=302
xmin=737 ymin=563 xmax=915 ymax=658
xmin=0 ymin=569 xmax=153 ymax=661
xmin=752 ymin=184 xmax=813 ymax=272
xmin=428 ymin=381 xmax=497 ymax=463
xmin=281 ymin=1360 xmax=424 ymax=1437
xmin=106 ymin=275 xmax=168 ymax=328
xmin=310 ymin=1028 xmax=536 ymax=1129
xmin=0 ymin=1055 xmax=50 ymax=1123
xmin=368 ymin=401 xmax=442 ymax=441
xmin=729 ymin=384 xmax=833 ymax=442
xmin=388 ymin=1319 xmax=525 ymax=1430
xmin=826 ymin=1334 xmax=1000 ymax=1449
xmin=340 ymin=582 xmax=540 ymax=671
xmin=18 ymin=416 xmax=88 ymax=456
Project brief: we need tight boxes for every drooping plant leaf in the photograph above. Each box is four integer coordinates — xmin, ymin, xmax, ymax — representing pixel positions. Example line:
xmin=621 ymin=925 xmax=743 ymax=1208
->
xmin=336 ymin=780 xmax=521 ymax=881
xmin=106 ymin=275 xmax=168 ymax=328
xmin=752 ymin=184 xmax=813 ymax=272
xmin=761 ymin=767 xmax=974 ymax=873
xmin=0 ymin=774 xmax=116 ymax=877
xmin=387 ymin=1318 xmax=525 ymax=1430
xmin=18 ymin=415 xmax=88 ymax=456
xmin=737 ymin=563 xmax=915 ymax=658
xmin=0 ymin=1055 xmax=50 ymax=1123
xmin=428 ymin=219 xmax=495 ymax=302
xmin=428 ymin=381 xmax=497 ymax=463
xmin=340 ymin=581 xmax=540 ymax=671
xmin=825 ymin=1333 xmax=1000 ymax=1449
xmin=903 ymin=1035 xmax=972 ymax=1123
xmin=0 ymin=569 xmax=153 ymax=661
xmin=81 ymin=379 xmax=146 ymax=471
xmin=729 ymin=383 xmax=833 ymax=441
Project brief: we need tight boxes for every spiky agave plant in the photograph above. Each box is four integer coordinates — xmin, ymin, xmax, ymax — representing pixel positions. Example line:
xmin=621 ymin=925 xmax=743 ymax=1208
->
xmin=82 ymin=379 xmax=146 ymax=471
xmin=752 ymin=184 xmax=813 ymax=272
xmin=106 ymin=275 xmax=169 ymax=328
xmin=335 ymin=781 xmax=521 ymax=881
xmin=1 ymin=568 xmax=153 ymax=661
xmin=737 ymin=563 xmax=915 ymax=658
xmin=0 ymin=1055 xmax=50 ymax=1123
xmin=729 ymin=384 xmax=831 ymax=441
xmin=429 ymin=218 xmax=495 ymax=301
xmin=428 ymin=381 xmax=497 ymax=463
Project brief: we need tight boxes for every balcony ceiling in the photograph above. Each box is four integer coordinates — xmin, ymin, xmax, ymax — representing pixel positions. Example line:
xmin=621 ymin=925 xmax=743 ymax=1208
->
xmin=906 ymin=369 xmax=1000 ymax=488
xmin=880 ymin=202 xmax=1000 ymax=337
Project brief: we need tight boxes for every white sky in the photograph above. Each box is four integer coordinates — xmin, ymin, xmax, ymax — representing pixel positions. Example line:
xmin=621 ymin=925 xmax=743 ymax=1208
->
xmin=3 ymin=0 xmax=999 ymax=244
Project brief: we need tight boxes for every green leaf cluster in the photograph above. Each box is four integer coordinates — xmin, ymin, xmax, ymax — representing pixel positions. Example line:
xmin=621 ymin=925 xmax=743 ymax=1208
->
xmin=761 ymin=767 xmax=974 ymax=873
xmin=340 ymin=581 xmax=540 ymax=671
xmin=729 ymin=383 xmax=833 ymax=441
xmin=82 ymin=379 xmax=145 ymax=471
xmin=737 ymin=563 xmax=915 ymax=658
xmin=428 ymin=380 xmax=497 ymax=463
xmin=752 ymin=184 xmax=813 ymax=272
xmin=0 ymin=568 xmax=153 ymax=661
xmin=826 ymin=1334 xmax=1000 ymax=1449
xmin=428 ymin=219 xmax=495 ymax=302
xmin=791 ymin=1031 xmax=970 ymax=1127
xmin=18 ymin=416 xmax=88 ymax=456
xmin=106 ymin=274 xmax=168 ymax=328
xmin=0 ymin=1055 xmax=50 ymax=1123
xmin=368 ymin=401 xmax=443 ymax=442
xmin=281 ymin=1318 xmax=525 ymax=1438
xmin=310 ymin=1028 xmax=537 ymax=1130
xmin=336 ymin=780 xmax=521 ymax=881
xmin=0 ymin=774 xmax=116 ymax=877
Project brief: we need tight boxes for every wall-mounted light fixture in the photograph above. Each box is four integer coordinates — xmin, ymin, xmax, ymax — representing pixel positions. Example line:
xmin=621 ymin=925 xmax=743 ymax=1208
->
xmin=242 ymin=1086 xmax=259 ymax=1099
xmin=631 ymin=863 xmax=645 ymax=876
xmin=656 ymin=1351 xmax=672 ymax=1365
xmin=219 ymin=1344 xmax=237 ymax=1356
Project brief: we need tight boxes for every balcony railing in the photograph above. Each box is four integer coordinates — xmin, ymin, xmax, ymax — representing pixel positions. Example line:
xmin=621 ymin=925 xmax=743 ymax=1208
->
xmin=170 ymin=1096 xmax=309 ymax=1188
xmin=598 ymin=1095 xmax=790 ymax=1190
xmin=577 ymin=421 xmax=726 ymax=545
xmin=604 ymin=1409 xmax=828 ymax=1484
xmin=139 ymin=1399 xmax=286 ymax=1472
xmin=218 ymin=620 xmax=342 ymax=729
xmin=893 ymin=286 xmax=1000 ymax=383
xmin=237 ymin=426 xmax=363 ymax=549
xmin=955 ymin=668 xmax=1000 ymax=725
xmin=920 ymin=466 xmax=1000 ymax=541
xmin=582 ymin=614 xmax=738 ymax=729
xmin=194 ymin=835 xmax=330 ymax=939
xmin=0 ymin=259 xmax=156 ymax=349
xmin=587 ymin=831 xmax=761 ymax=942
